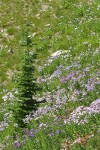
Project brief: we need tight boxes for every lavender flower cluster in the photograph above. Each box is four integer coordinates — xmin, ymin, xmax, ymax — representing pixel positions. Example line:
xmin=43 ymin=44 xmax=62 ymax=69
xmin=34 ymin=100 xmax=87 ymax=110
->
xmin=25 ymin=52 xmax=100 ymax=125
xmin=65 ymin=99 xmax=100 ymax=125
xmin=0 ymin=91 xmax=16 ymax=131
xmin=2 ymin=92 xmax=15 ymax=102
xmin=0 ymin=46 xmax=99 ymax=149
xmin=24 ymin=88 xmax=67 ymax=123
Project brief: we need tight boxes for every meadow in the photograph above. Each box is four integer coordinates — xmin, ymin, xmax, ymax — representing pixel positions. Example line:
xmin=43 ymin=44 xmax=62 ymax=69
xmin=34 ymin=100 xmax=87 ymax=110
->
xmin=0 ymin=0 xmax=100 ymax=149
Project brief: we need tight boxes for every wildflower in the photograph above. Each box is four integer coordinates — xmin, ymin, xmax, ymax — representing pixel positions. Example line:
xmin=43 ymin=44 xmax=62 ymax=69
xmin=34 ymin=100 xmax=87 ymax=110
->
xmin=0 ymin=127 xmax=4 ymax=131
xmin=22 ymin=135 xmax=26 ymax=138
xmin=50 ymin=69 xmax=62 ymax=79
xmin=82 ymin=90 xmax=87 ymax=96
xmin=14 ymin=123 xmax=18 ymax=127
xmin=56 ymin=99 xmax=61 ymax=105
xmin=14 ymin=141 xmax=21 ymax=149
xmin=2 ymin=95 xmax=8 ymax=101
xmin=60 ymin=72 xmax=76 ymax=83
xmin=49 ymin=132 xmax=54 ymax=137
xmin=55 ymin=130 xmax=60 ymax=134
xmin=29 ymin=132 xmax=35 ymax=137
xmin=74 ymin=89 xmax=80 ymax=95
xmin=86 ymin=84 xmax=94 ymax=91
xmin=60 ymin=77 xmax=67 ymax=83
xmin=22 ymin=128 xmax=29 ymax=134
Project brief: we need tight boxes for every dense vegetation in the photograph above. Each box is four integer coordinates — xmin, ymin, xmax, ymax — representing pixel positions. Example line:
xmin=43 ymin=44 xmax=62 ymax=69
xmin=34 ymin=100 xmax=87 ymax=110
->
xmin=0 ymin=0 xmax=100 ymax=149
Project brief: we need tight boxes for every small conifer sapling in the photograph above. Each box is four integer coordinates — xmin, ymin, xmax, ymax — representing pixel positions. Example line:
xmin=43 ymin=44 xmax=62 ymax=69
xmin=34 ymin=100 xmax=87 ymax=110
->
xmin=13 ymin=24 xmax=39 ymax=127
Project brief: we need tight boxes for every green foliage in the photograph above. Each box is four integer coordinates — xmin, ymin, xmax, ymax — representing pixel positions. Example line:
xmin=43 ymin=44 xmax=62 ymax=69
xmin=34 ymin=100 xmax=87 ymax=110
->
xmin=19 ymin=24 xmax=33 ymax=47
xmin=0 ymin=0 xmax=100 ymax=149
xmin=13 ymin=26 xmax=39 ymax=127
xmin=7 ymin=27 xmax=16 ymax=35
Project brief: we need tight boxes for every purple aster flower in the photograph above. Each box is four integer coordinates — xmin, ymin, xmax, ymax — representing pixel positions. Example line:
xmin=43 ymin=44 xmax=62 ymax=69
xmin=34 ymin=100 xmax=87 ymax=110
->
xmin=50 ymin=69 xmax=62 ymax=79
xmin=60 ymin=72 xmax=76 ymax=83
xmin=0 ymin=127 xmax=4 ymax=131
xmin=86 ymin=84 xmax=94 ymax=91
xmin=29 ymin=132 xmax=35 ymax=137
xmin=55 ymin=130 xmax=60 ymax=134
xmin=60 ymin=77 xmax=67 ymax=83
xmin=22 ymin=135 xmax=26 ymax=138
xmin=22 ymin=128 xmax=29 ymax=134
xmin=66 ymin=72 xmax=75 ymax=80
xmin=56 ymin=99 xmax=61 ymax=105
xmin=49 ymin=132 xmax=54 ymax=137
xmin=74 ymin=89 xmax=80 ymax=95
xmin=14 ymin=141 xmax=21 ymax=149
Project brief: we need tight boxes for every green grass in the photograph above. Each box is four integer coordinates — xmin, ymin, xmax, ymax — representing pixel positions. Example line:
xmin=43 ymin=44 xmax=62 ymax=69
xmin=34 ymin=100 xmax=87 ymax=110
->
xmin=0 ymin=0 xmax=100 ymax=149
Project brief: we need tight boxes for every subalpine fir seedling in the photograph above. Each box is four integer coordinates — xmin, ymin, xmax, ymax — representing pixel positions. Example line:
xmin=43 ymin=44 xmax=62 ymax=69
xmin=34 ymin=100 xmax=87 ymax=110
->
xmin=13 ymin=24 xmax=39 ymax=127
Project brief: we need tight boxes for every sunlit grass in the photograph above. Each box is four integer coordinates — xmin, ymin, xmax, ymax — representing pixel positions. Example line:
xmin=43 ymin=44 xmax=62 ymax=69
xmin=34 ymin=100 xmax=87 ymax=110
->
xmin=0 ymin=0 xmax=100 ymax=149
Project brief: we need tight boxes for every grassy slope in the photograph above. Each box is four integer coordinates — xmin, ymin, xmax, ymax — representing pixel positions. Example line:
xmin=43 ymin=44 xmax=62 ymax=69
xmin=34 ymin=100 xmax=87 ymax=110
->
xmin=0 ymin=0 xmax=100 ymax=149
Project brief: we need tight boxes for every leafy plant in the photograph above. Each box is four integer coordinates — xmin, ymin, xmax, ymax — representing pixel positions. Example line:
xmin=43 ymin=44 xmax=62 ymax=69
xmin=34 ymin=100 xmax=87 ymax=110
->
xmin=13 ymin=25 xmax=39 ymax=127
